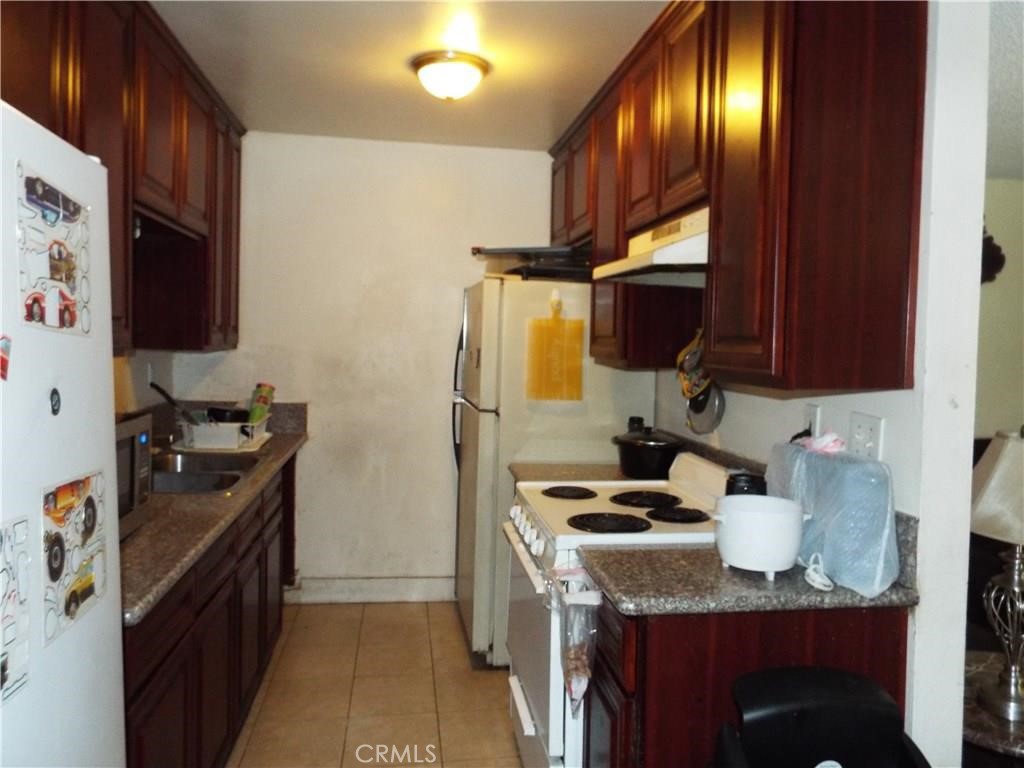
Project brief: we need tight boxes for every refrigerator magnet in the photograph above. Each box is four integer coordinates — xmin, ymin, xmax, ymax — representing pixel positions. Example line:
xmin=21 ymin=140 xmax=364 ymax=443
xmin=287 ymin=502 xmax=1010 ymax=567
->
xmin=0 ymin=335 xmax=9 ymax=380
xmin=1 ymin=517 xmax=32 ymax=704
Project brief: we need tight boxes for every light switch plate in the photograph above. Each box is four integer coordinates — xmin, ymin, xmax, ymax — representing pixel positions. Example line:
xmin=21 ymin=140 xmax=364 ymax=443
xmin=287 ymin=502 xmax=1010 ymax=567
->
xmin=804 ymin=403 xmax=822 ymax=437
xmin=849 ymin=412 xmax=884 ymax=459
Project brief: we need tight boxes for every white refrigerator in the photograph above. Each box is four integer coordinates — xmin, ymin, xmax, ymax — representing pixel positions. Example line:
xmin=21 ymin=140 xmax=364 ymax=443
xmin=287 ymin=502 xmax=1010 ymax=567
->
xmin=0 ymin=103 xmax=125 ymax=766
xmin=454 ymin=274 xmax=654 ymax=665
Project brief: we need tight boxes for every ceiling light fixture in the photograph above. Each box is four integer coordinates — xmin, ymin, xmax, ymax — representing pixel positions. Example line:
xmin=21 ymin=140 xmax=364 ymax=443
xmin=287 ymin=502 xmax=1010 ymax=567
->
xmin=410 ymin=50 xmax=490 ymax=101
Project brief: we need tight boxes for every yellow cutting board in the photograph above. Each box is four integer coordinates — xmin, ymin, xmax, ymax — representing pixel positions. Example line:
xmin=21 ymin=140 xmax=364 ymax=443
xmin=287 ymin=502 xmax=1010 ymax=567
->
xmin=526 ymin=293 xmax=583 ymax=400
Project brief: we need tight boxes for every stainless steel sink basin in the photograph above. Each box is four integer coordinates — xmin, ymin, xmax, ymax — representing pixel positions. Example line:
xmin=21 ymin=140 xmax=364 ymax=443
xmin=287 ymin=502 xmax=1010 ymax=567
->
xmin=150 ymin=451 xmax=259 ymax=494
xmin=152 ymin=471 xmax=241 ymax=494
xmin=152 ymin=452 xmax=259 ymax=474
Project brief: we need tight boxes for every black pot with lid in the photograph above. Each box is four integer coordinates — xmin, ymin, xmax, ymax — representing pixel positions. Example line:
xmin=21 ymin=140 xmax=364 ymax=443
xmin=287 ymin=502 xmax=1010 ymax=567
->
xmin=613 ymin=417 xmax=687 ymax=479
xmin=725 ymin=471 xmax=767 ymax=496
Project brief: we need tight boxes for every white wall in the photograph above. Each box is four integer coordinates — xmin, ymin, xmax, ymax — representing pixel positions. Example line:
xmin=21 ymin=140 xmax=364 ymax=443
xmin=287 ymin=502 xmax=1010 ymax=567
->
xmin=655 ymin=5 xmax=988 ymax=765
xmin=160 ymin=132 xmax=550 ymax=600
xmin=976 ymin=178 xmax=1024 ymax=436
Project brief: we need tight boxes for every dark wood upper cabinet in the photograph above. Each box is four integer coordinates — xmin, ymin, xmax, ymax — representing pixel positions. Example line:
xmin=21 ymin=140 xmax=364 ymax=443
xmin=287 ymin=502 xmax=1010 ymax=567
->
xmin=550 ymin=149 xmax=569 ymax=245
xmin=660 ymin=0 xmax=713 ymax=214
xmin=567 ymin=124 xmax=594 ymax=243
xmin=0 ymin=1 xmax=69 ymax=136
xmin=133 ymin=12 xmax=179 ymax=220
xmin=179 ymin=72 xmax=213 ymax=235
xmin=622 ymin=43 xmax=661 ymax=233
xmin=704 ymin=0 xmax=925 ymax=389
xmin=703 ymin=1 xmax=788 ymax=381
xmin=72 ymin=1 xmax=134 ymax=354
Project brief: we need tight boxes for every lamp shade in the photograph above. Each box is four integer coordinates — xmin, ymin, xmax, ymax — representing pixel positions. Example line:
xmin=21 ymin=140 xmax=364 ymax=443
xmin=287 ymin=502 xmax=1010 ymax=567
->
xmin=411 ymin=51 xmax=490 ymax=100
xmin=971 ymin=431 xmax=1024 ymax=543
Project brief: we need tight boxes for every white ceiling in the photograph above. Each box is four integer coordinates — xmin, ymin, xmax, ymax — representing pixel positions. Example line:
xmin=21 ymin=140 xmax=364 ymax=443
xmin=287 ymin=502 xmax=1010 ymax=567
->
xmin=154 ymin=1 xmax=1022 ymax=175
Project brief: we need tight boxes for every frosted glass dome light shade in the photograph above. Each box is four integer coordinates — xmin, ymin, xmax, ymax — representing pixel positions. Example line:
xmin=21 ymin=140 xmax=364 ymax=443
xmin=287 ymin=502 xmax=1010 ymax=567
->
xmin=411 ymin=51 xmax=490 ymax=101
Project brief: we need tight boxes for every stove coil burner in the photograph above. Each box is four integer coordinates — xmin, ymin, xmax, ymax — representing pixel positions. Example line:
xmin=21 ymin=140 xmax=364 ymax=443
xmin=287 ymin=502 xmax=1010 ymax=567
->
xmin=541 ymin=485 xmax=598 ymax=500
xmin=646 ymin=506 xmax=711 ymax=524
xmin=567 ymin=513 xmax=653 ymax=533
xmin=609 ymin=491 xmax=681 ymax=508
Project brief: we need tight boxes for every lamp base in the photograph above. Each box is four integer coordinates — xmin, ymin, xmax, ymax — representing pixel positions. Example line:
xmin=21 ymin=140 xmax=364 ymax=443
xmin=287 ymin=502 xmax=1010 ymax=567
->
xmin=978 ymin=675 xmax=1024 ymax=721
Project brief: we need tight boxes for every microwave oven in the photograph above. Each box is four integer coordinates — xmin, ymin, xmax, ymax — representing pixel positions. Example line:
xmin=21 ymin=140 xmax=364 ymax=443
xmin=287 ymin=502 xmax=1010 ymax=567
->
xmin=116 ymin=413 xmax=152 ymax=540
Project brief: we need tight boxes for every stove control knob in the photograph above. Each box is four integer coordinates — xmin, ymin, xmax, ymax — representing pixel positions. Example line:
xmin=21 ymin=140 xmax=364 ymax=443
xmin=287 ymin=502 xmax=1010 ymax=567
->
xmin=516 ymin=518 xmax=528 ymax=535
xmin=509 ymin=505 xmax=521 ymax=522
xmin=525 ymin=527 xmax=538 ymax=545
xmin=530 ymin=538 xmax=545 ymax=557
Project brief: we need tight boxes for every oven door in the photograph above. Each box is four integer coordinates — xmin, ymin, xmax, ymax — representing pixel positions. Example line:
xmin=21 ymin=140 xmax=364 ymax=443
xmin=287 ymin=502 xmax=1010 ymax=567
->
xmin=503 ymin=521 xmax=564 ymax=759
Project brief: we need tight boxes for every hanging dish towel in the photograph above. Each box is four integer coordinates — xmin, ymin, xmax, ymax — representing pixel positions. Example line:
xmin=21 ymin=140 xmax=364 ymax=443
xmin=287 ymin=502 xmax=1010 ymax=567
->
xmin=526 ymin=290 xmax=583 ymax=400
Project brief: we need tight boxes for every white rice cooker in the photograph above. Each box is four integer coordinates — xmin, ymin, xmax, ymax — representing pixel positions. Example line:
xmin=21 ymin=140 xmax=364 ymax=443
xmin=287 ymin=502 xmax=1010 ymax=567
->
xmin=713 ymin=495 xmax=807 ymax=581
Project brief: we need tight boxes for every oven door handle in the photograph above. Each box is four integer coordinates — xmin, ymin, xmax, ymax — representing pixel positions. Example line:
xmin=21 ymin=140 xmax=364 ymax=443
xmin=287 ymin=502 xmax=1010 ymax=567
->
xmin=508 ymin=675 xmax=537 ymax=737
xmin=503 ymin=521 xmax=546 ymax=596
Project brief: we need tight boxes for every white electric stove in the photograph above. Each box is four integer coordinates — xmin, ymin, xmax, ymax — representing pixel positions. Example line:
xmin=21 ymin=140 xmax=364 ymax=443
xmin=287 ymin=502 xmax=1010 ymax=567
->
xmin=504 ymin=452 xmax=731 ymax=768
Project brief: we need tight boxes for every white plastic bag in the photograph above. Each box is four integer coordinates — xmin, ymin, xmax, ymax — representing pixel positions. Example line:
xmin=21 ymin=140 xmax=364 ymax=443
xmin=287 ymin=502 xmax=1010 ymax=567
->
xmin=766 ymin=442 xmax=899 ymax=598
xmin=550 ymin=567 xmax=603 ymax=716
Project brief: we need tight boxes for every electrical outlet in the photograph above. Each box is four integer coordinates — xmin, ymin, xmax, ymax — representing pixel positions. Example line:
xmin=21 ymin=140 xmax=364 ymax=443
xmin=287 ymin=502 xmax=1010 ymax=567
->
xmin=804 ymin=403 xmax=822 ymax=437
xmin=849 ymin=412 xmax=884 ymax=459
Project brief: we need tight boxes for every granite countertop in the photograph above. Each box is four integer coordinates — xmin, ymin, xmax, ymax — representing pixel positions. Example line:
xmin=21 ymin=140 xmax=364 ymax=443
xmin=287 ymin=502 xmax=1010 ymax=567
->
xmin=120 ymin=432 xmax=306 ymax=626
xmin=578 ymin=545 xmax=920 ymax=616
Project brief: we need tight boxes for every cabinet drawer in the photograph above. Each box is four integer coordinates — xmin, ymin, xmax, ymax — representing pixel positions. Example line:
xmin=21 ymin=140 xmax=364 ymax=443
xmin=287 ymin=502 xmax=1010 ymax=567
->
xmin=235 ymin=497 xmax=262 ymax=554
xmin=123 ymin=569 xmax=197 ymax=701
xmin=194 ymin=526 xmax=237 ymax=608
xmin=262 ymin=472 xmax=283 ymax=511
xmin=597 ymin=600 xmax=639 ymax=695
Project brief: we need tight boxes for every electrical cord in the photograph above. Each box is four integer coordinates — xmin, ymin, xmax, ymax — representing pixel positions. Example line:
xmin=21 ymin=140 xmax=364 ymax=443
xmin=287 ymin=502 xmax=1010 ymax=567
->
xmin=804 ymin=553 xmax=835 ymax=591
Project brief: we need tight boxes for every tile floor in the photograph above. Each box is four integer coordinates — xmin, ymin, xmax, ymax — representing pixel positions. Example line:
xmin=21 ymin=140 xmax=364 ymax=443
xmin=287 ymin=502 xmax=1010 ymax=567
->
xmin=227 ymin=602 xmax=523 ymax=768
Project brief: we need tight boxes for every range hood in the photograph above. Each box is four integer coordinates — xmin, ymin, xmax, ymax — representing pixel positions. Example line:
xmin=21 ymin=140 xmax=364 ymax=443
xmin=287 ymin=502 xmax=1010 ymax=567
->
xmin=593 ymin=207 xmax=709 ymax=287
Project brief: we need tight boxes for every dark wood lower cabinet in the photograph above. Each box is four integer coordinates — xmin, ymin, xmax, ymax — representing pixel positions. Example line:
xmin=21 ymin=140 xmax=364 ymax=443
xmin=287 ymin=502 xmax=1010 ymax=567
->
xmin=124 ymin=469 xmax=290 ymax=768
xmin=195 ymin=577 xmax=236 ymax=768
xmin=585 ymin=602 xmax=909 ymax=768
xmin=237 ymin=538 xmax=263 ymax=716
xmin=126 ymin=628 xmax=195 ymax=768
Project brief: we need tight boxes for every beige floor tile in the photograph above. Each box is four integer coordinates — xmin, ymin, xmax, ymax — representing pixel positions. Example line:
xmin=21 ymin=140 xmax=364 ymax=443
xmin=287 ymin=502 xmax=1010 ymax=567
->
xmin=224 ymin=719 xmax=252 ymax=768
xmin=427 ymin=601 xmax=461 ymax=626
xmin=355 ymin=640 xmax=433 ymax=677
xmin=431 ymin=636 xmax=474 ymax=674
xmin=287 ymin=618 xmax=362 ymax=650
xmin=240 ymin=716 xmax=347 ymax=768
xmin=294 ymin=602 xmax=364 ymax=629
xmin=361 ymin=620 xmax=430 ymax=647
xmin=283 ymin=604 xmax=300 ymax=623
xmin=349 ymin=673 xmax=436 ymax=717
xmin=258 ymin=675 xmax=354 ymax=721
xmin=274 ymin=642 xmax=358 ymax=680
xmin=434 ymin=669 xmax=509 ymax=713
xmin=342 ymin=713 xmax=440 ymax=767
xmin=439 ymin=709 xmax=518 ymax=763
xmin=363 ymin=602 xmax=427 ymax=624
xmin=428 ymin=612 xmax=467 ymax=647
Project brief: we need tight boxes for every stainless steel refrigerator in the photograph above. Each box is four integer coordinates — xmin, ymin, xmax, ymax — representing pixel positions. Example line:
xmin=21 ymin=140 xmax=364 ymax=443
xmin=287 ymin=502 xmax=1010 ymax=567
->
xmin=453 ymin=274 xmax=654 ymax=665
xmin=1 ymin=103 xmax=125 ymax=765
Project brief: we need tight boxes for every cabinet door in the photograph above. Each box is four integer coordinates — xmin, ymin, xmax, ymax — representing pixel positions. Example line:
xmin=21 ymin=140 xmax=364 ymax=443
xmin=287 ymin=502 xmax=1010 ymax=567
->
xmin=622 ymin=43 xmax=662 ymax=233
xmin=660 ymin=1 xmax=713 ymax=214
xmin=567 ymin=123 xmax=593 ymax=243
xmin=74 ymin=0 xmax=134 ymax=353
xmin=703 ymin=1 xmax=789 ymax=381
xmin=589 ymin=89 xmax=627 ymax=365
xmin=126 ymin=630 xmax=196 ymax=768
xmin=585 ymin=655 xmax=636 ymax=768
xmin=261 ymin=512 xmax=283 ymax=662
xmin=550 ymin=148 xmax=569 ymax=245
xmin=223 ymin=126 xmax=242 ymax=347
xmin=237 ymin=540 xmax=262 ymax=717
xmin=179 ymin=72 xmax=213 ymax=235
xmin=194 ymin=576 xmax=236 ymax=768
xmin=134 ymin=14 xmax=179 ymax=219
xmin=0 ymin=0 xmax=69 ymax=136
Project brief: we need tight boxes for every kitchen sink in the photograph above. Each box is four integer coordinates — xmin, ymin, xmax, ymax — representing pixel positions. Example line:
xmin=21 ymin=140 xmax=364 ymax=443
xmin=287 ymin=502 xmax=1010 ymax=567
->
xmin=150 ymin=451 xmax=259 ymax=494
xmin=151 ymin=452 xmax=259 ymax=474
xmin=152 ymin=470 xmax=241 ymax=494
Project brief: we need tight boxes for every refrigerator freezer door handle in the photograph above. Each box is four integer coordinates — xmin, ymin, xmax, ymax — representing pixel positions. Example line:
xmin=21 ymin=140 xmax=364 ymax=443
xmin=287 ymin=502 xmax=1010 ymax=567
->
xmin=452 ymin=399 xmax=462 ymax=468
